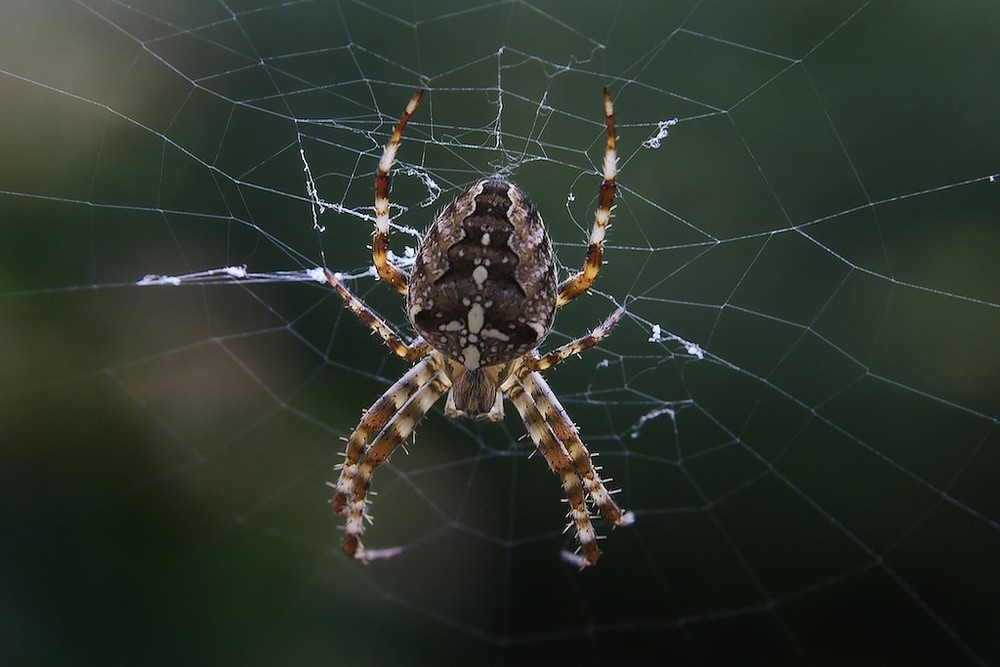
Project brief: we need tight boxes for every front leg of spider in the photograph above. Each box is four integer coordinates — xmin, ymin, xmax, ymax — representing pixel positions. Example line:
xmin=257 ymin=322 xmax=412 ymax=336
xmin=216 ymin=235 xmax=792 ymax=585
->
xmin=327 ymin=88 xmax=630 ymax=567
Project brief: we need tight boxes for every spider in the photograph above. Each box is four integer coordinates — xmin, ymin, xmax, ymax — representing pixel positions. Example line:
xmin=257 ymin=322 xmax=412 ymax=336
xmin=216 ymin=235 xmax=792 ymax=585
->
xmin=324 ymin=88 xmax=633 ymax=567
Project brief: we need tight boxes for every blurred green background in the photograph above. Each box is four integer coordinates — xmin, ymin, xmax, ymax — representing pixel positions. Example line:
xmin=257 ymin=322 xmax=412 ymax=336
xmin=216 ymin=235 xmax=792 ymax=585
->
xmin=2 ymin=1 xmax=998 ymax=664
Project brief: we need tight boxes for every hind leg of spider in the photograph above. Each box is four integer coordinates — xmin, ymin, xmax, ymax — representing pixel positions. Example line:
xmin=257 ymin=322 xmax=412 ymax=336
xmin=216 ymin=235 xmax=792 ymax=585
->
xmin=504 ymin=375 xmax=602 ymax=567
xmin=331 ymin=360 xmax=450 ymax=561
xmin=515 ymin=369 xmax=631 ymax=529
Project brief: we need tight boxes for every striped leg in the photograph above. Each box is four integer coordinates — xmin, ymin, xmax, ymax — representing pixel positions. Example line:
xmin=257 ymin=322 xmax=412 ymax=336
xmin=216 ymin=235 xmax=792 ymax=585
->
xmin=526 ymin=306 xmax=624 ymax=372
xmin=332 ymin=359 xmax=450 ymax=561
xmin=330 ymin=359 xmax=438 ymax=515
xmin=504 ymin=372 xmax=601 ymax=567
xmin=557 ymin=88 xmax=618 ymax=307
xmin=516 ymin=370 xmax=631 ymax=531
xmin=373 ymin=89 xmax=424 ymax=295
xmin=324 ymin=269 xmax=429 ymax=361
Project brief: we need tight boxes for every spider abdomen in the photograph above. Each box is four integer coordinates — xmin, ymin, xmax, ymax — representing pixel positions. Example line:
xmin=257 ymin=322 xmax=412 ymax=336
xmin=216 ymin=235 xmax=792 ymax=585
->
xmin=407 ymin=177 xmax=557 ymax=370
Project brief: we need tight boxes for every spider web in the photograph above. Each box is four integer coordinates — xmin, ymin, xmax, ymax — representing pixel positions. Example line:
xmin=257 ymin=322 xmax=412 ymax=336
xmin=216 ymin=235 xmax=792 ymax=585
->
xmin=2 ymin=0 xmax=999 ymax=664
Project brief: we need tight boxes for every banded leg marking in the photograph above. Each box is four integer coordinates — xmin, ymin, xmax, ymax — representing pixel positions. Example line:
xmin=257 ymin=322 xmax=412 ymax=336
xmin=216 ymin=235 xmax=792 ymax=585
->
xmin=505 ymin=373 xmax=601 ymax=566
xmin=334 ymin=362 xmax=450 ymax=560
xmin=557 ymin=88 xmax=618 ymax=307
xmin=324 ymin=268 xmax=429 ymax=361
xmin=518 ymin=370 xmax=630 ymax=529
xmin=527 ymin=306 xmax=624 ymax=372
xmin=373 ymin=89 xmax=424 ymax=294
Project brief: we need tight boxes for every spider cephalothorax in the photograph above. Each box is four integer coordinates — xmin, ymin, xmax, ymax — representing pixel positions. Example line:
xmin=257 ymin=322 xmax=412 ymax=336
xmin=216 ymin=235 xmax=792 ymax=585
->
xmin=325 ymin=89 xmax=632 ymax=567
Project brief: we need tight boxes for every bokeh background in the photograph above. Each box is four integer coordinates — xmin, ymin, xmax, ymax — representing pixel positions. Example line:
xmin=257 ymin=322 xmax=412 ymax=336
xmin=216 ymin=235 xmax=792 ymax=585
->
xmin=2 ymin=1 xmax=998 ymax=664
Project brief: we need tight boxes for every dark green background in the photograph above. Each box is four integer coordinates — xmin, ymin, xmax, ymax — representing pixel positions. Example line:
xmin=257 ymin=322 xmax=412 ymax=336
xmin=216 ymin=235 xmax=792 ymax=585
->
xmin=2 ymin=1 xmax=998 ymax=664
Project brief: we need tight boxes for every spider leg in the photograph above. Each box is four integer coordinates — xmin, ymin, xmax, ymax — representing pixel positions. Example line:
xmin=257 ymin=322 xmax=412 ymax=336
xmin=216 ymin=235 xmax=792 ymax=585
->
xmin=332 ymin=358 xmax=450 ymax=561
xmin=515 ymin=370 xmax=632 ymax=531
xmin=324 ymin=268 xmax=429 ymax=361
xmin=373 ymin=89 xmax=424 ymax=295
xmin=330 ymin=358 xmax=438 ymax=514
xmin=504 ymin=372 xmax=602 ymax=567
xmin=526 ymin=306 xmax=624 ymax=372
xmin=557 ymin=88 xmax=617 ymax=307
